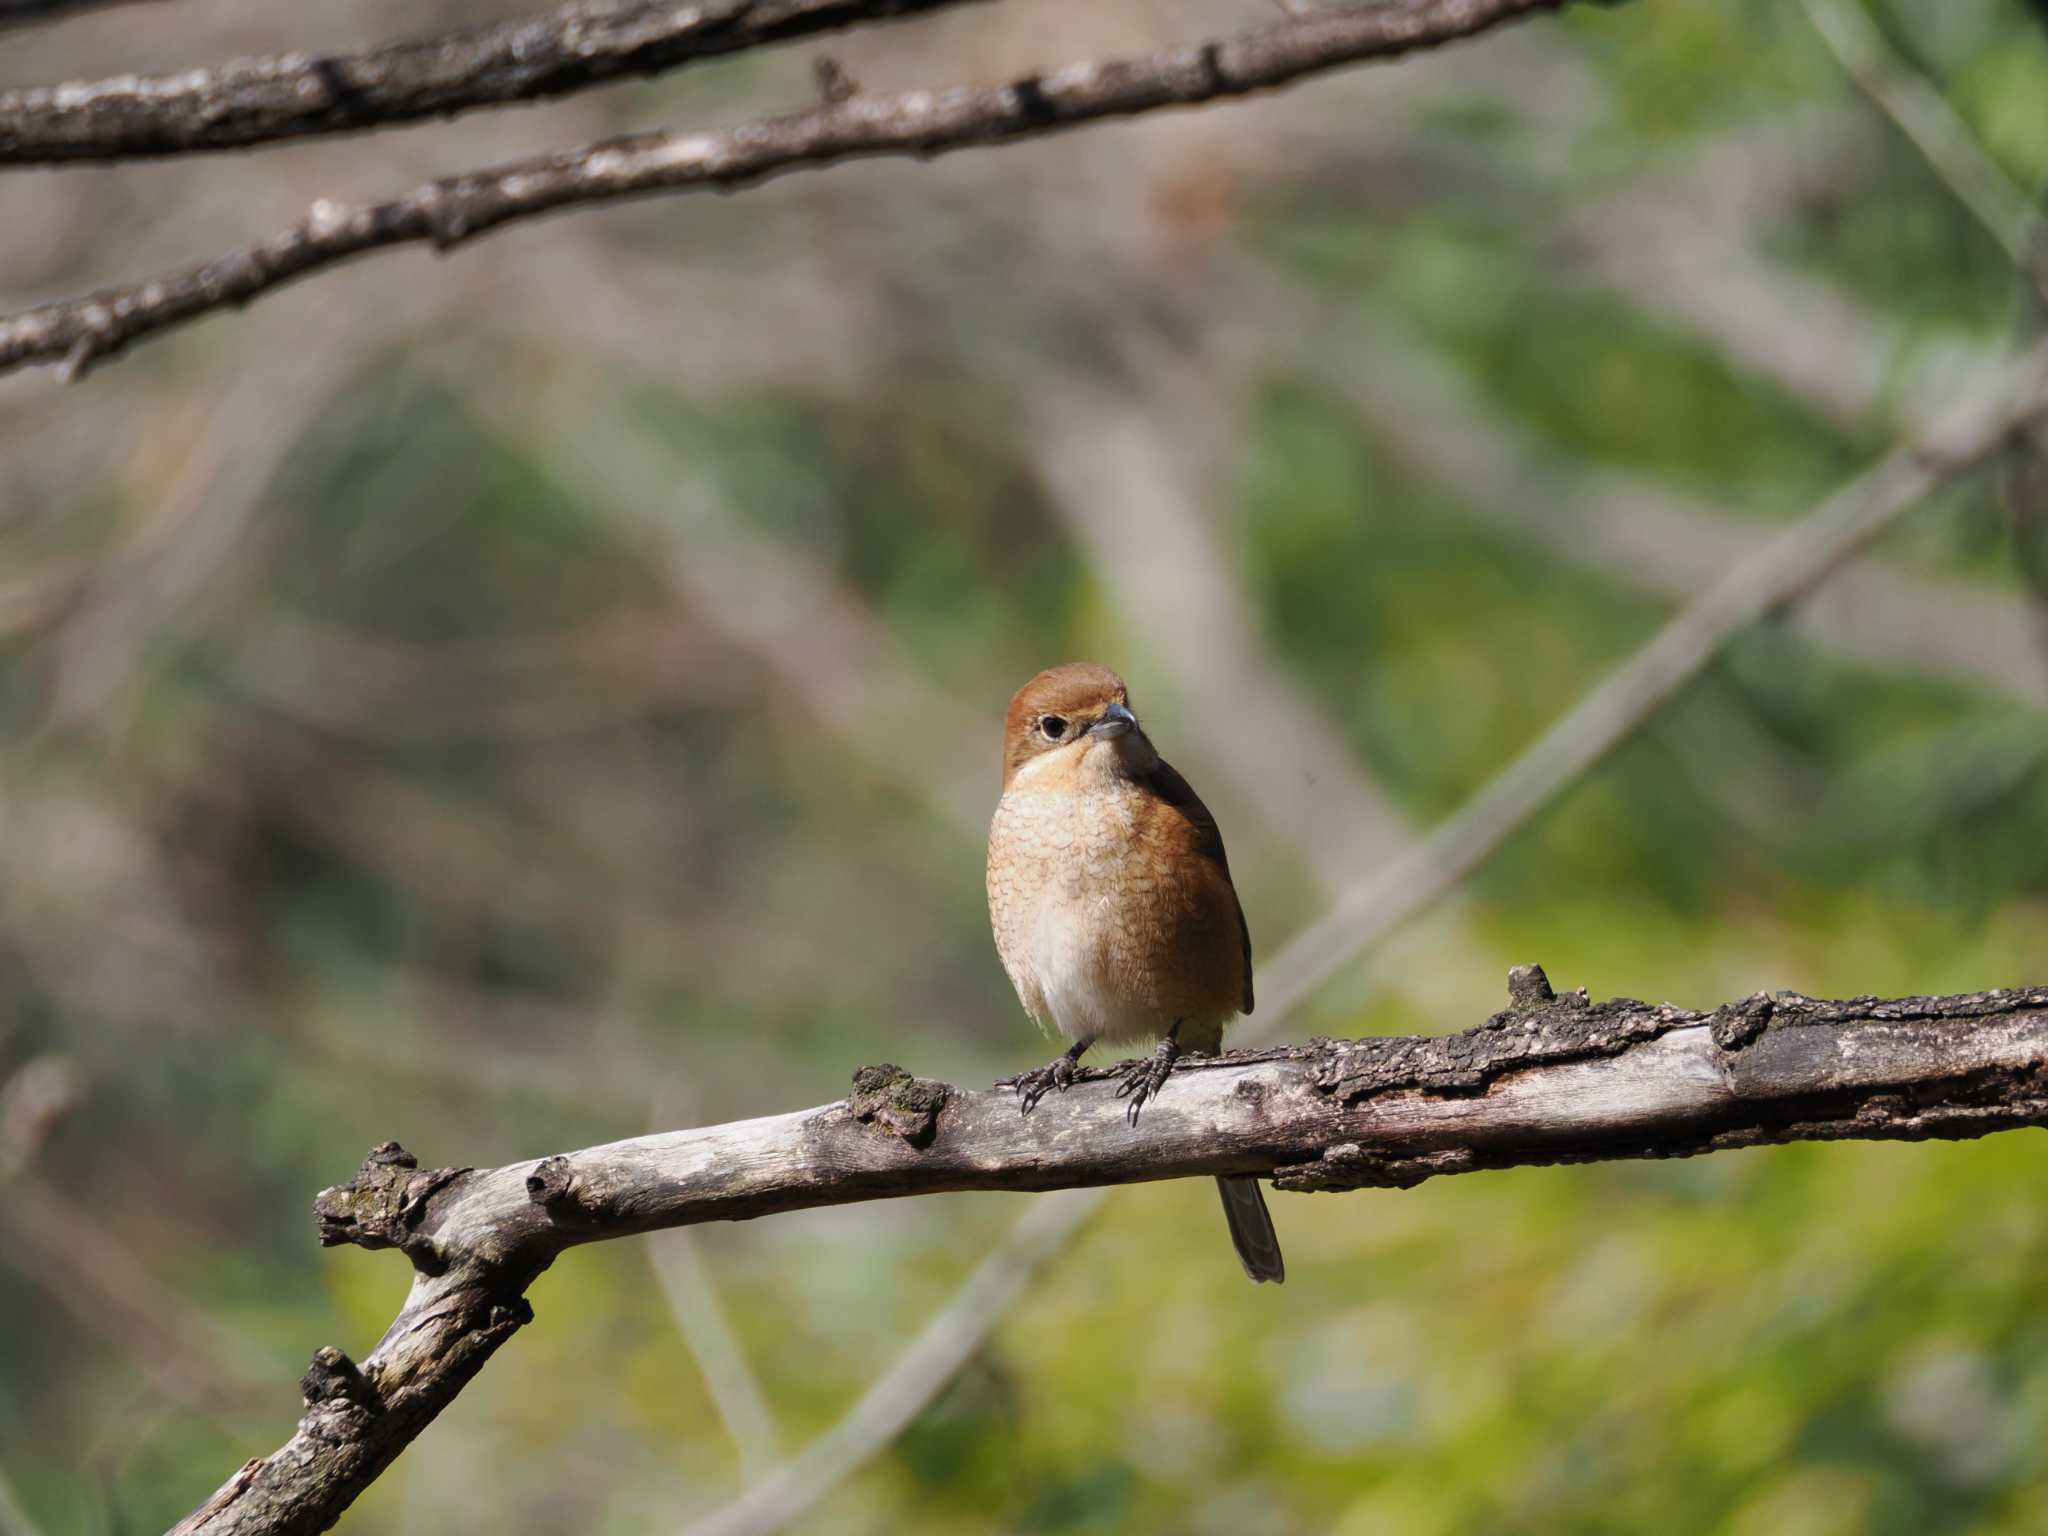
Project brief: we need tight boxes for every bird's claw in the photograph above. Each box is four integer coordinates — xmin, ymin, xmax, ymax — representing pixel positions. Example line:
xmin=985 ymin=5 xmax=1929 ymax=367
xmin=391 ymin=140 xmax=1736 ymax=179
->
xmin=1113 ymin=1038 xmax=1181 ymax=1126
xmin=999 ymin=1052 xmax=1078 ymax=1115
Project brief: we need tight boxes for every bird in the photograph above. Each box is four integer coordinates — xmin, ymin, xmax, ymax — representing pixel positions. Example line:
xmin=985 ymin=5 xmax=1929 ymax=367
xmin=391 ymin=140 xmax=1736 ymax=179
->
xmin=985 ymin=662 xmax=1284 ymax=1284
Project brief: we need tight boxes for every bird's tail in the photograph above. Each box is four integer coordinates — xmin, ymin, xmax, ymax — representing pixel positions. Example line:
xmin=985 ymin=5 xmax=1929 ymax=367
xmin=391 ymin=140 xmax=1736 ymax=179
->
xmin=1215 ymin=1176 xmax=1285 ymax=1284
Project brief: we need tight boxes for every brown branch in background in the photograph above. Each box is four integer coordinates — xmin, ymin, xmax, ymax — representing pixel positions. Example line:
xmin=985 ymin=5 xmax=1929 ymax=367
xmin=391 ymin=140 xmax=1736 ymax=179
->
xmin=0 ymin=0 xmax=1585 ymax=381
xmin=8 ymin=1177 xmax=266 ymax=1417
xmin=0 ymin=0 xmax=992 ymax=165
xmin=34 ymin=330 xmax=365 ymax=730
xmin=506 ymin=395 xmax=995 ymax=836
xmin=0 ymin=1058 xmax=265 ymax=1418
xmin=170 ymin=978 xmax=2048 ymax=1536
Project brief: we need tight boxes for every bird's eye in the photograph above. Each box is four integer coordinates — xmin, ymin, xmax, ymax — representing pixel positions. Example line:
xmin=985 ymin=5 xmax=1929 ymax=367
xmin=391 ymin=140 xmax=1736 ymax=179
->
xmin=1039 ymin=715 xmax=1068 ymax=741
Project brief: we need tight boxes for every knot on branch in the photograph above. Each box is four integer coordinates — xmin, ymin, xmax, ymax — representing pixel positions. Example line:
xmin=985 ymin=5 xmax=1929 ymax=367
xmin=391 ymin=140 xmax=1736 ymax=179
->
xmin=1506 ymin=963 xmax=1555 ymax=1010
xmin=525 ymin=1153 xmax=607 ymax=1226
xmin=301 ymin=1345 xmax=380 ymax=1415
xmin=314 ymin=1142 xmax=466 ymax=1269
xmin=812 ymin=55 xmax=858 ymax=105
xmin=1008 ymin=75 xmax=1056 ymax=127
xmin=1272 ymin=1142 xmax=1477 ymax=1193
xmin=0 ymin=1053 xmax=80 ymax=1178
xmin=1710 ymin=992 xmax=1776 ymax=1050
xmin=849 ymin=1063 xmax=949 ymax=1148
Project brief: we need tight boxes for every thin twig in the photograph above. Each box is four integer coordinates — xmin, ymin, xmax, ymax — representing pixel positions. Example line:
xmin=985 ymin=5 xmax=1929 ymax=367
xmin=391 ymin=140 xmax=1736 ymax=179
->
xmin=1800 ymin=0 xmax=2048 ymax=293
xmin=684 ymin=1190 xmax=1097 ymax=1536
xmin=676 ymin=336 xmax=2048 ymax=1536
xmin=0 ymin=0 xmax=991 ymax=164
xmin=0 ymin=0 xmax=1584 ymax=380
xmin=1304 ymin=315 xmax=2048 ymax=711
xmin=645 ymin=1090 xmax=784 ymax=1481
xmin=648 ymin=1232 xmax=786 ymax=1482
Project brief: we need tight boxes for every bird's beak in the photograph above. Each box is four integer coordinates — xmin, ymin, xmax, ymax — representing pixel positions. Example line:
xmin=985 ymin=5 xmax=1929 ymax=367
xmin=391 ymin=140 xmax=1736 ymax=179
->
xmin=1086 ymin=701 xmax=1138 ymax=739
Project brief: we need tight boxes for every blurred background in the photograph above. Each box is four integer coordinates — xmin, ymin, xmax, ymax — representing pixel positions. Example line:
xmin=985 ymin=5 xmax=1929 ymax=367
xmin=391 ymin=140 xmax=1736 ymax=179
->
xmin=5 ymin=0 xmax=2048 ymax=1531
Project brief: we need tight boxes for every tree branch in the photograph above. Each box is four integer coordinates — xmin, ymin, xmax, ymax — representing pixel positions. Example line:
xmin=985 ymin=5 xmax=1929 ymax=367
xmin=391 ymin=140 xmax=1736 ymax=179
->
xmin=0 ymin=0 xmax=990 ymax=164
xmin=170 ymin=973 xmax=2048 ymax=1535
xmin=0 ymin=0 xmax=1583 ymax=381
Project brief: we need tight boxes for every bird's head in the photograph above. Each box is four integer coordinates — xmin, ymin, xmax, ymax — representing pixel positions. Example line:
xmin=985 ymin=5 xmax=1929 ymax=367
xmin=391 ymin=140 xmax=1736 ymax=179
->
xmin=1001 ymin=662 xmax=1158 ymax=788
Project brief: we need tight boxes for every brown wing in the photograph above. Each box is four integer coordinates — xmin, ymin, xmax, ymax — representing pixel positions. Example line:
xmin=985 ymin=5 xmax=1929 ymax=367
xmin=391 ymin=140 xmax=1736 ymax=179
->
xmin=1143 ymin=757 xmax=1254 ymax=1014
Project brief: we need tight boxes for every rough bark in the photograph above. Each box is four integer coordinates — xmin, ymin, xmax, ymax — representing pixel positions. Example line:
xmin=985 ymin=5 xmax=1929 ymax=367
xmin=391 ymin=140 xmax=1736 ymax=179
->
xmin=0 ymin=0 xmax=992 ymax=164
xmin=170 ymin=971 xmax=2048 ymax=1536
xmin=0 ymin=0 xmax=1580 ymax=380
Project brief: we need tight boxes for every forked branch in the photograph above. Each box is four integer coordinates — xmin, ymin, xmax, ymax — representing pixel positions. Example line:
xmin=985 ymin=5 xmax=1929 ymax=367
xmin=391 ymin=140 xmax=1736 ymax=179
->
xmin=172 ymin=973 xmax=2048 ymax=1536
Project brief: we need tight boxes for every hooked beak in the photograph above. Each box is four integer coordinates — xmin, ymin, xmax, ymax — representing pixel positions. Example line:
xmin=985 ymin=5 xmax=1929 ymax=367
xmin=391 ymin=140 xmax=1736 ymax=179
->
xmin=1086 ymin=701 xmax=1138 ymax=739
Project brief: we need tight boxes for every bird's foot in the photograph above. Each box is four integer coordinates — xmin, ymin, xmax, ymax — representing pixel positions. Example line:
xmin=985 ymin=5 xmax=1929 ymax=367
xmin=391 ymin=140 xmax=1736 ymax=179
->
xmin=1113 ymin=1035 xmax=1183 ymax=1126
xmin=998 ymin=1050 xmax=1081 ymax=1115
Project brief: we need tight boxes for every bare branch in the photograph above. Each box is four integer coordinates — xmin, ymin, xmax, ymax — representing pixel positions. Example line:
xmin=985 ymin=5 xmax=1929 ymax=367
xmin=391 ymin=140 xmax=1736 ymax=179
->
xmin=171 ymin=979 xmax=2048 ymax=1536
xmin=0 ymin=0 xmax=990 ymax=165
xmin=0 ymin=0 xmax=1582 ymax=380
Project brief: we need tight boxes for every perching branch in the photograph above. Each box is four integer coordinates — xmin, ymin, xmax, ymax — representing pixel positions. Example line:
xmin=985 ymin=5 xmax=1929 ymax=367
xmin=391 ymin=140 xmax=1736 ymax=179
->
xmin=0 ymin=0 xmax=990 ymax=164
xmin=171 ymin=973 xmax=2048 ymax=1536
xmin=0 ymin=0 xmax=1583 ymax=380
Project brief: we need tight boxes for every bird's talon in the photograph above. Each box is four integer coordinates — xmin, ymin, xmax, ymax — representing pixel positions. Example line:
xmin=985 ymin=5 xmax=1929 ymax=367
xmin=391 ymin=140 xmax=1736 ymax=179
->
xmin=1111 ymin=1040 xmax=1180 ymax=1125
xmin=998 ymin=1051 xmax=1080 ymax=1115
